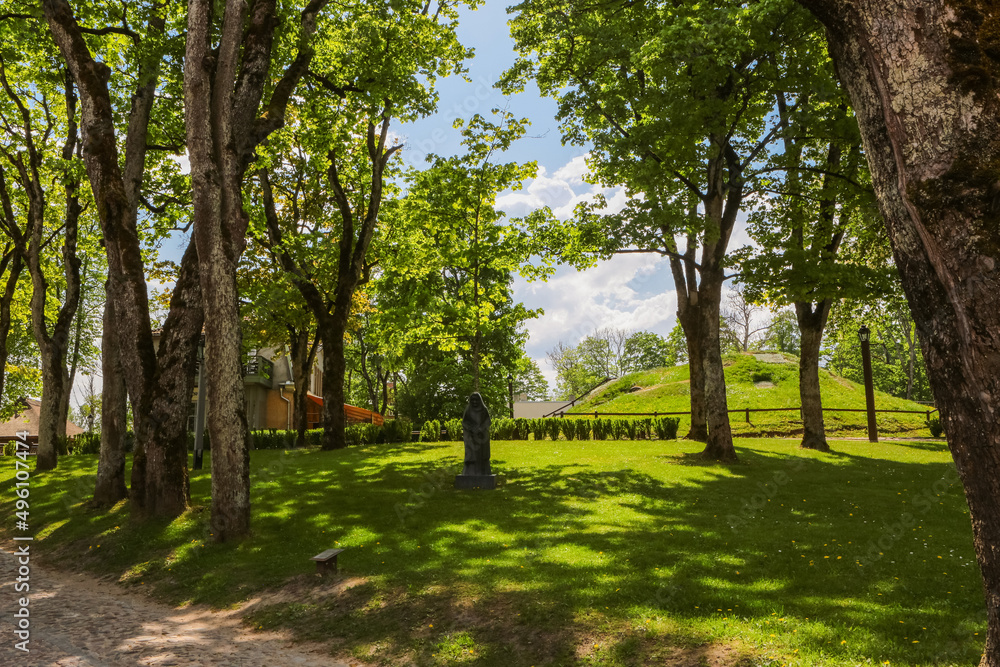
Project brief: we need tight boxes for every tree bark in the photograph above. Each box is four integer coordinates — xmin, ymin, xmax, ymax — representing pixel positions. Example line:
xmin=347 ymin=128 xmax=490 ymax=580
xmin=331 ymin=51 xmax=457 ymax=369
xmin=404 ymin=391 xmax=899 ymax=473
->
xmin=696 ymin=260 xmax=736 ymax=462
xmin=320 ymin=312 xmax=349 ymax=449
xmin=797 ymin=1 xmax=1000 ymax=662
xmin=289 ymin=325 xmax=319 ymax=447
xmin=668 ymin=228 xmax=709 ymax=442
xmin=796 ymin=299 xmax=832 ymax=452
xmin=677 ymin=302 xmax=708 ymax=441
xmin=44 ymin=0 xmax=201 ymax=516
xmin=94 ymin=286 xmax=127 ymax=505
xmin=185 ymin=0 xmax=328 ymax=540
xmin=0 ymin=241 xmax=24 ymax=412
xmin=132 ymin=242 xmax=202 ymax=517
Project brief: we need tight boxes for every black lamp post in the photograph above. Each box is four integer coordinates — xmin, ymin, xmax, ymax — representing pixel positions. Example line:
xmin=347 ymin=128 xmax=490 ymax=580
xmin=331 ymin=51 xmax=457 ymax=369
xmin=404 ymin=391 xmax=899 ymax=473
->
xmin=858 ymin=325 xmax=878 ymax=443
xmin=507 ymin=373 xmax=514 ymax=418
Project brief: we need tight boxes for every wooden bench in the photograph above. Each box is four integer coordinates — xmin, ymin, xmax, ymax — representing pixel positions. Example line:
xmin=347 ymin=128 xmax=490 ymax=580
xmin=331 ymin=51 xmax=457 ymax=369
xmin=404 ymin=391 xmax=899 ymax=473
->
xmin=311 ymin=548 xmax=345 ymax=575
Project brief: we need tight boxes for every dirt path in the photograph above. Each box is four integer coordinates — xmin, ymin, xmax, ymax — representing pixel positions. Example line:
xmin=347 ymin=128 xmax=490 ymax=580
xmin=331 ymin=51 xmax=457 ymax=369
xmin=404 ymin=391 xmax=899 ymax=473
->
xmin=0 ymin=547 xmax=360 ymax=666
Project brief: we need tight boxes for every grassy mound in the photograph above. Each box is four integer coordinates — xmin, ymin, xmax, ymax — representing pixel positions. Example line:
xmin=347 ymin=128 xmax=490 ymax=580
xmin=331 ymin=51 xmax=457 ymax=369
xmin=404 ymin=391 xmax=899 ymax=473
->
xmin=2 ymin=439 xmax=981 ymax=666
xmin=566 ymin=353 xmax=937 ymax=438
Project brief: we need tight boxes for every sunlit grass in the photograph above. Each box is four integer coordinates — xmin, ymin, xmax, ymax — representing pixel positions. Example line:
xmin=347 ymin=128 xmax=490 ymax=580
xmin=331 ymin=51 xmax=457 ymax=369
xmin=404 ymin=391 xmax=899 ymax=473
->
xmin=0 ymin=437 xmax=982 ymax=666
xmin=566 ymin=354 xmax=937 ymax=438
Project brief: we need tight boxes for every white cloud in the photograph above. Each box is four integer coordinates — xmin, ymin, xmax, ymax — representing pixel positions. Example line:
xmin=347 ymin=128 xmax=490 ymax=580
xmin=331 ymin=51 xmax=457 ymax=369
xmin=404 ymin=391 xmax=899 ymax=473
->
xmin=508 ymin=153 xmax=762 ymax=395
xmin=515 ymin=253 xmax=678 ymax=388
xmin=497 ymin=154 xmax=625 ymax=221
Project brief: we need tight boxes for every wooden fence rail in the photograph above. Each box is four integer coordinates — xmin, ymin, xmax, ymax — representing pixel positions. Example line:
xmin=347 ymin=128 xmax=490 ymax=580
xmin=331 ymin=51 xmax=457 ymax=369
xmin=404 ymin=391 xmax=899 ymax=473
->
xmin=555 ymin=406 xmax=939 ymax=423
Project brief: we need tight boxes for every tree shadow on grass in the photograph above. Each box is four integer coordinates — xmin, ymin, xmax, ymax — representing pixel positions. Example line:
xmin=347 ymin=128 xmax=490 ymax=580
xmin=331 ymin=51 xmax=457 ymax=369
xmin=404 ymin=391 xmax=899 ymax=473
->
xmin=8 ymin=442 xmax=985 ymax=666
xmin=233 ymin=442 xmax=984 ymax=666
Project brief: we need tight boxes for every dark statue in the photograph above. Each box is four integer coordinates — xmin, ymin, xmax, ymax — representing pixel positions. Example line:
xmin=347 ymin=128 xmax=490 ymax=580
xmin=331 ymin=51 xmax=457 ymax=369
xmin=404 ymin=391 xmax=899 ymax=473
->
xmin=454 ymin=392 xmax=497 ymax=489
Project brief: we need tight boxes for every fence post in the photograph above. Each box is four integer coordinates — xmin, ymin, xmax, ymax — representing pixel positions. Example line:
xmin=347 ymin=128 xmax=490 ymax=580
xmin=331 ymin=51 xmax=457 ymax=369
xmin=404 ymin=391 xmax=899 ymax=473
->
xmin=745 ymin=408 xmax=750 ymax=424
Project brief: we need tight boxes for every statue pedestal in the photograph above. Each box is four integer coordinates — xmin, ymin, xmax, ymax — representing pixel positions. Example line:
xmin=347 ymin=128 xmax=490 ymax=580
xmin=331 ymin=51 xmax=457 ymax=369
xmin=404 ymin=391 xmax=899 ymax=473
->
xmin=454 ymin=474 xmax=498 ymax=490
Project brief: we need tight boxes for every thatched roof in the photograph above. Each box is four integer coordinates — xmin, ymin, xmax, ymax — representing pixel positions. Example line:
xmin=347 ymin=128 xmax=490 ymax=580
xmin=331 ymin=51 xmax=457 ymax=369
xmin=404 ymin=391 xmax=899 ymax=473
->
xmin=0 ymin=398 xmax=85 ymax=439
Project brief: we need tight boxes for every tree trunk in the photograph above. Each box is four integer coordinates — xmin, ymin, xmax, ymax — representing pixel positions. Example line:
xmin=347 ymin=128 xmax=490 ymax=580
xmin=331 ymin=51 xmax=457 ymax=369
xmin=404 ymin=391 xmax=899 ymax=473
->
xmin=21 ymin=72 xmax=83 ymax=471
xmin=193 ymin=192 xmax=251 ymax=538
xmin=697 ymin=266 xmax=736 ymax=462
xmin=289 ymin=326 xmax=318 ymax=447
xmin=61 ymin=255 xmax=88 ymax=443
xmin=132 ymin=242 xmax=202 ymax=517
xmin=319 ymin=312 xmax=349 ymax=450
xmin=796 ymin=300 xmax=831 ymax=452
xmin=34 ymin=355 xmax=65 ymax=470
xmin=797 ymin=2 xmax=1000 ymax=662
xmin=184 ymin=0 xmax=327 ymax=540
xmin=668 ymin=228 xmax=709 ymax=442
xmin=94 ymin=288 xmax=128 ymax=505
xmin=45 ymin=0 xmax=200 ymax=519
xmin=678 ymin=310 xmax=709 ymax=441
xmin=0 ymin=245 xmax=24 ymax=409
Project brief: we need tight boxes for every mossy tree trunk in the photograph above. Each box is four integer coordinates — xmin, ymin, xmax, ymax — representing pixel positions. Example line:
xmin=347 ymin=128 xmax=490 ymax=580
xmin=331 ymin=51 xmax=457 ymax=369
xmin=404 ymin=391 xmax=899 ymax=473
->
xmin=45 ymin=0 xmax=202 ymax=518
xmin=797 ymin=1 xmax=1000 ymax=662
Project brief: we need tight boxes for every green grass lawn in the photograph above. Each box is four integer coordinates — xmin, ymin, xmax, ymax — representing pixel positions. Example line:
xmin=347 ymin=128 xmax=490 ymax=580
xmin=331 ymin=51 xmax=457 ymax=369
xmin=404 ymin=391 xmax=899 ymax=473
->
xmin=0 ymin=437 xmax=982 ymax=666
xmin=567 ymin=354 xmax=937 ymax=439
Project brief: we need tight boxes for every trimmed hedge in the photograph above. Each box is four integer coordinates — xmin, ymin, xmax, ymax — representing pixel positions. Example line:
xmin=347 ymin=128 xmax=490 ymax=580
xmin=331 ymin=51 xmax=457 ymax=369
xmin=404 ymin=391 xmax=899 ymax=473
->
xmin=410 ymin=416 xmax=681 ymax=443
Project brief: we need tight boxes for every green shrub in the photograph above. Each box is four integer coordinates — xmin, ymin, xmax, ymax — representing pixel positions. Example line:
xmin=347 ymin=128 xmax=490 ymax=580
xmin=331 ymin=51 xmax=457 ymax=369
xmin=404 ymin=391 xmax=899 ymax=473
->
xmin=491 ymin=418 xmax=515 ymax=440
xmin=382 ymin=418 xmax=412 ymax=443
xmin=610 ymin=419 xmax=627 ymax=440
xmin=560 ymin=419 xmax=576 ymax=441
xmin=514 ymin=418 xmax=530 ymax=440
xmin=530 ymin=419 xmax=546 ymax=441
xmin=592 ymin=418 xmax=607 ymax=440
xmin=305 ymin=429 xmax=323 ymax=447
xmin=548 ymin=419 xmax=562 ymax=441
xmin=345 ymin=423 xmax=381 ymax=447
xmin=928 ymin=416 xmax=944 ymax=438
xmin=625 ymin=420 xmax=638 ymax=440
xmin=575 ymin=419 xmax=591 ymax=440
xmin=2 ymin=441 xmax=16 ymax=456
xmin=444 ymin=418 xmax=463 ymax=441
xmin=420 ymin=419 xmax=441 ymax=442
xmin=653 ymin=417 xmax=680 ymax=440
xmin=71 ymin=432 xmax=101 ymax=455
xmin=637 ymin=418 xmax=652 ymax=440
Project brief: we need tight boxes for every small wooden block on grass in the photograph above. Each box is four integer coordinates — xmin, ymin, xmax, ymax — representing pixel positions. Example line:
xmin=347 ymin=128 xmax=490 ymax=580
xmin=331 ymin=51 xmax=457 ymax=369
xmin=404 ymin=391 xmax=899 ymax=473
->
xmin=311 ymin=548 xmax=345 ymax=575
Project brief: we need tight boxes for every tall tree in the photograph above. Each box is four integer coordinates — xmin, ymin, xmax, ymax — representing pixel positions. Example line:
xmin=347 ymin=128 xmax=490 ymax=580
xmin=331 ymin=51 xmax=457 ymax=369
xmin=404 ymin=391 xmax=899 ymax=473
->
xmin=42 ymin=0 xmax=204 ymax=516
xmin=397 ymin=112 xmax=549 ymax=390
xmin=506 ymin=0 xmax=833 ymax=460
xmin=0 ymin=168 xmax=25 ymax=417
xmin=737 ymin=125 xmax=886 ymax=450
xmin=795 ymin=0 xmax=1000 ymax=660
xmin=0 ymin=59 xmax=83 ymax=471
xmin=184 ymin=0 xmax=328 ymax=538
xmin=254 ymin=2 xmax=472 ymax=450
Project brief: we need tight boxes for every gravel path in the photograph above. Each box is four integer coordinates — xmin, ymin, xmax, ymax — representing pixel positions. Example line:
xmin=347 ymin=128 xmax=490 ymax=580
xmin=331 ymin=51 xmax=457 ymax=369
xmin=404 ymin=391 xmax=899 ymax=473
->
xmin=0 ymin=547 xmax=359 ymax=666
